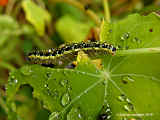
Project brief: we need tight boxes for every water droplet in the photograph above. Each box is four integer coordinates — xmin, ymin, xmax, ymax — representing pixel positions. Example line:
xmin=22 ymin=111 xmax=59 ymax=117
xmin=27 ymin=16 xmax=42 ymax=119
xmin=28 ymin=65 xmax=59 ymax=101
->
xmin=20 ymin=66 xmax=32 ymax=76
xmin=126 ymin=98 xmax=131 ymax=103
xmin=44 ymin=84 xmax=48 ymax=88
xmin=14 ymin=79 xmax=18 ymax=84
xmin=99 ymin=103 xmax=112 ymax=120
xmin=49 ymin=112 xmax=61 ymax=120
xmin=99 ymin=114 xmax=108 ymax=120
xmin=127 ymin=103 xmax=134 ymax=111
xmin=46 ymin=72 xmax=52 ymax=78
xmin=60 ymin=79 xmax=68 ymax=87
xmin=122 ymin=75 xmax=134 ymax=84
xmin=132 ymin=37 xmax=141 ymax=44
xmin=61 ymin=93 xmax=70 ymax=106
xmin=67 ymin=107 xmax=83 ymax=120
xmin=52 ymin=89 xmax=58 ymax=98
xmin=123 ymin=103 xmax=134 ymax=112
xmin=123 ymin=105 xmax=130 ymax=112
xmin=117 ymin=94 xmax=126 ymax=102
xmin=9 ymin=75 xmax=18 ymax=85
xmin=121 ymin=32 xmax=130 ymax=41
xmin=67 ymin=86 xmax=72 ymax=91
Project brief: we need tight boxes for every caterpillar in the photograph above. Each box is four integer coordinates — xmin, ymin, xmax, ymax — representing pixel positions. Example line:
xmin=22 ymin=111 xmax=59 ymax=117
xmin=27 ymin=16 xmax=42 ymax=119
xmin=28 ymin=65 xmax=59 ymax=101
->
xmin=27 ymin=42 xmax=117 ymax=68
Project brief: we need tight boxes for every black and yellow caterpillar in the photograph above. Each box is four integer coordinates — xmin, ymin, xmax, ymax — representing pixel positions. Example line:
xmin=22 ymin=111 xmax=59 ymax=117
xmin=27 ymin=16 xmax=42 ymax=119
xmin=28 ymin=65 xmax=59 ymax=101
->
xmin=27 ymin=42 xmax=117 ymax=68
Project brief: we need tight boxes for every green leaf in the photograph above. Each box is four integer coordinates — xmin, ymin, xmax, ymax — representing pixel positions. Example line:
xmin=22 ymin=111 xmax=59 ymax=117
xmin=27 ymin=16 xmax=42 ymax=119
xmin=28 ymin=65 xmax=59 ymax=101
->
xmin=7 ymin=60 xmax=105 ymax=120
xmin=56 ymin=15 xmax=92 ymax=43
xmin=0 ymin=15 xmax=19 ymax=47
xmin=100 ymin=13 xmax=160 ymax=120
xmin=22 ymin=0 xmax=51 ymax=36
xmin=0 ymin=15 xmax=21 ymax=62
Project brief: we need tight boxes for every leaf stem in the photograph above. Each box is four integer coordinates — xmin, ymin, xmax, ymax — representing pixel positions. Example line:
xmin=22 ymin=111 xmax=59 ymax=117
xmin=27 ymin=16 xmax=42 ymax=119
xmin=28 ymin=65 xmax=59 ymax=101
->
xmin=116 ymin=48 xmax=160 ymax=55
xmin=103 ymin=0 xmax=111 ymax=23
xmin=50 ymin=0 xmax=101 ymax=26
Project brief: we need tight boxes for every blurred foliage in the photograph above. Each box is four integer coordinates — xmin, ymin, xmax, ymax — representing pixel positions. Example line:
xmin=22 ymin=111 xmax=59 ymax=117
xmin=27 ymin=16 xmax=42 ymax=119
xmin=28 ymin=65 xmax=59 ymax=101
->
xmin=0 ymin=0 xmax=160 ymax=120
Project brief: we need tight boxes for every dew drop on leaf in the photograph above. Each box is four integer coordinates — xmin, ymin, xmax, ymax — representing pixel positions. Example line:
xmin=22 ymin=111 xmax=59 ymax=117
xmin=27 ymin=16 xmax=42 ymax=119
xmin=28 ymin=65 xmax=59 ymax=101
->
xmin=117 ymin=94 xmax=126 ymax=102
xmin=99 ymin=103 xmax=112 ymax=120
xmin=98 ymin=114 xmax=108 ymax=120
xmin=123 ymin=105 xmax=131 ymax=112
xmin=126 ymin=98 xmax=131 ymax=104
xmin=52 ymin=89 xmax=59 ymax=98
xmin=67 ymin=107 xmax=83 ymax=120
xmin=49 ymin=112 xmax=61 ymax=120
xmin=122 ymin=75 xmax=134 ymax=84
xmin=14 ymin=79 xmax=18 ymax=84
xmin=46 ymin=72 xmax=52 ymax=78
xmin=127 ymin=103 xmax=134 ymax=111
xmin=10 ymin=75 xmax=18 ymax=85
xmin=61 ymin=93 xmax=70 ymax=106
xmin=132 ymin=37 xmax=142 ymax=44
xmin=20 ymin=66 xmax=32 ymax=76
xmin=123 ymin=103 xmax=134 ymax=112
xmin=60 ymin=79 xmax=68 ymax=87
xmin=120 ymin=32 xmax=130 ymax=41
xmin=67 ymin=86 xmax=72 ymax=91
xmin=44 ymin=84 xmax=48 ymax=88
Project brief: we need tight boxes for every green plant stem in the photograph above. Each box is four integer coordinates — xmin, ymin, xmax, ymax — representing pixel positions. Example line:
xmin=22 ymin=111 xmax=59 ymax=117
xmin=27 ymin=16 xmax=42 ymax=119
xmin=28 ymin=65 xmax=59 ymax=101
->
xmin=0 ymin=61 xmax=16 ymax=71
xmin=103 ymin=0 xmax=111 ymax=23
xmin=116 ymin=48 xmax=160 ymax=56
xmin=50 ymin=0 xmax=101 ymax=26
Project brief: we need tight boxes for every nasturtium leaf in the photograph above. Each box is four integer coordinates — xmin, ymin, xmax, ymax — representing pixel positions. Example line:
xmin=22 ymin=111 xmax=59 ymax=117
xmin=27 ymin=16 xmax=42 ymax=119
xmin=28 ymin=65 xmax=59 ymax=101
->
xmin=100 ymin=13 xmax=160 ymax=120
xmin=7 ymin=57 xmax=105 ymax=120
xmin=56 ymin=15 xmax=92 ymax=43
xmin=22 ymin=0 xmax=51 ymax=36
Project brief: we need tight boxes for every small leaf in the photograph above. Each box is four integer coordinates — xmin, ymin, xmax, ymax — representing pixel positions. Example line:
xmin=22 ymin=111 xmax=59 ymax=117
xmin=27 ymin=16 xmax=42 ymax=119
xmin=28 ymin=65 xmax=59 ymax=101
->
xmin=56 ymin=15 xmax=92 ymax=43
xmin=22 ymin=0 xmax=51 ymax=36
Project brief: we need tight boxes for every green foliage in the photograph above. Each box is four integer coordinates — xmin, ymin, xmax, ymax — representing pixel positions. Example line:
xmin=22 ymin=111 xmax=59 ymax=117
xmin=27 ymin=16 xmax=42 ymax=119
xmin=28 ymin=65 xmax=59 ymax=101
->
xmin=56 ymin=15 xmax=93 ymax=43
xmin=7 ymin=61 xmax=105 ymax=120
xmin=0 ymin=15 xmax=20 ymax=60
xmin=22 ymin=0 xmax=51 ymax=36
xmin=6 ymin=12 xmax=160 ymax=120
xmin=0 ymin=0 xmax=160 ymax=120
